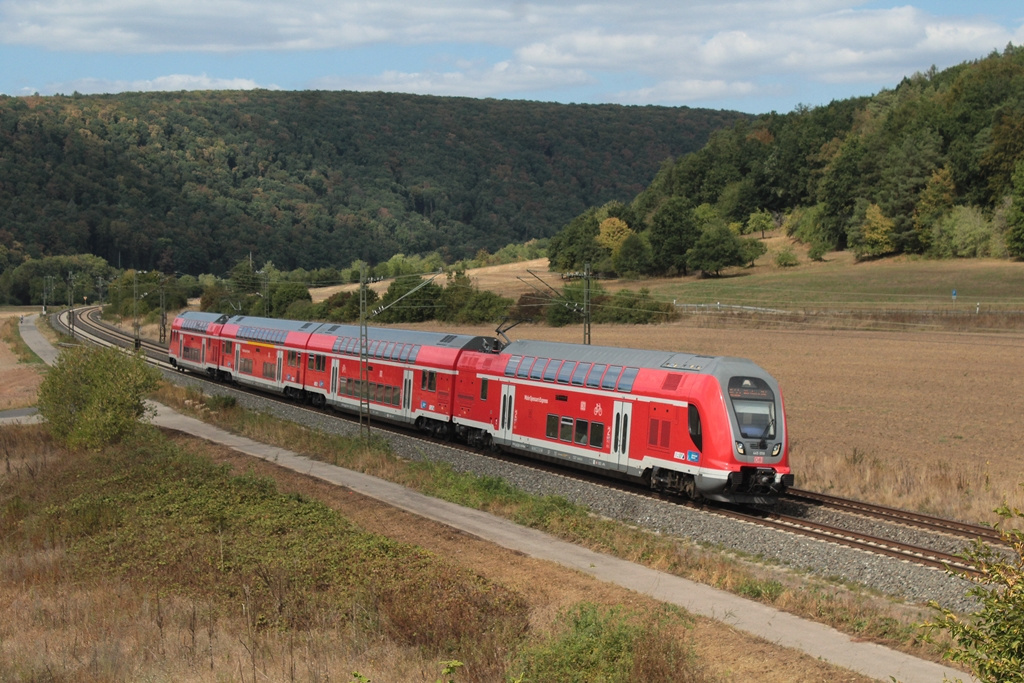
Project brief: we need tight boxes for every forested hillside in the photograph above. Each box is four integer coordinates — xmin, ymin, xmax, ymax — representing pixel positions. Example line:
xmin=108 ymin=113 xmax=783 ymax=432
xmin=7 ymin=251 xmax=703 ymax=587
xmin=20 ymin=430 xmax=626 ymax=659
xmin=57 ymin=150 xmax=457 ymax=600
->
xmin=550 ymin=44 xmax=1024 ymax=276
xmin=0 ymin=90 xmax=745 ymax=276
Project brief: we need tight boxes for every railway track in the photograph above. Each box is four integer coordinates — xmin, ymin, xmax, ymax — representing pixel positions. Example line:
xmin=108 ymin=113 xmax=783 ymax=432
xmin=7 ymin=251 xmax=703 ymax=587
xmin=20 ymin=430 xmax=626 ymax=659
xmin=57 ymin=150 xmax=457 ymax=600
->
xmin=59 ymin=305 xmax=990 ymax=577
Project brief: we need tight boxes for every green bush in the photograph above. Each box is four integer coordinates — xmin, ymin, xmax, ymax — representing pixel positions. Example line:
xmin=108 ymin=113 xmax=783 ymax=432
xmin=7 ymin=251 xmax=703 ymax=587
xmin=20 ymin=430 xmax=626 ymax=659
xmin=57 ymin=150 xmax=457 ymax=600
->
xmin=923 ymin=503 xmax=1024 ymax=682
xmin=37 ymin=345 xmax=160 ymax=450
xmin=775 ymin=246 xmax=799 ymax=267
xmin=512 ymin=602 xmax=707 ymax=682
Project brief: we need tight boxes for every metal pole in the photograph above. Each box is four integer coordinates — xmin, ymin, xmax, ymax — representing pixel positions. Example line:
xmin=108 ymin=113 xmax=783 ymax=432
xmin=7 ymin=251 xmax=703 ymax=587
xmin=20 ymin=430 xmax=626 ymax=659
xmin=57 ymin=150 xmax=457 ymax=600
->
xmin=358 ymin=266 xmax=371 ymax=440
xmin=583 ymin=262 xmax=591 ymax=345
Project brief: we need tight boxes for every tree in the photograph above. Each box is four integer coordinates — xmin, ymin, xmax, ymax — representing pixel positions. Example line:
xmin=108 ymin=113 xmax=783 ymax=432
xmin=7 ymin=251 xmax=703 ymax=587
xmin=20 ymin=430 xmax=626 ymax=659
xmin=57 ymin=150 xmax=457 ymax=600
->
xmin=852 ymin=203 xmax=897 ymax=260
xmin=746 ymin=209 xmax=774 ymax=238
xmin=271 ymin=281 xmax=312 ymax=317
xmin=595 ymin=217 xmax=633 ymax=259
xmin=1007 ymin=160 xmax=1024 ymax=259
xmin=613 ymin=233 xmax=653 ymax=278
xmin=685 ymin=225 xmax=744 ymax=277
xmin=915 ymin=166 xmax=956 ymax=254
xmin=648 ymin=198 xmax=700 ymax=276
xmin=923 ymin=504 xmax=1024 ymax=683
xmin=37 ymin=345 xmax=160 ymax=450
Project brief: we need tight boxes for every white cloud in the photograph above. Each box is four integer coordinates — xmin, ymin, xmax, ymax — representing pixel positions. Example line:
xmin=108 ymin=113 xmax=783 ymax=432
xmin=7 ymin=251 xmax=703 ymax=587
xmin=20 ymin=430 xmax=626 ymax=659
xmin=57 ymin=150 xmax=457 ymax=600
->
xmin=313 ymin=61 xmax=593 ymax=99
xmin=1 ymin=1 xmax=1022 ymax=107
xmin=36 ymin=73 xmax=273 ymax=95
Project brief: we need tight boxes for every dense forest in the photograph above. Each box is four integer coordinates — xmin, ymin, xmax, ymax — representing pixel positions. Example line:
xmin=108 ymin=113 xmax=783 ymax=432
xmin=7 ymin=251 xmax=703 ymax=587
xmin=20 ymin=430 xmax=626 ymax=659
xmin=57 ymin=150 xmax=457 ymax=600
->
xmin=0 ymin=90 xmax=745 ymax=276
xmin=549 ymin=44 xmax=1024 ymax=276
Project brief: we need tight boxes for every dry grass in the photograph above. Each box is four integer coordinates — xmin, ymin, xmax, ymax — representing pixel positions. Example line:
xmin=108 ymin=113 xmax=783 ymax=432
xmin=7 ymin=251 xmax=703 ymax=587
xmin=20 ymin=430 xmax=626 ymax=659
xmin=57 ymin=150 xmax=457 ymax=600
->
xmin=153 ymin=385 xmax=947 ymax=668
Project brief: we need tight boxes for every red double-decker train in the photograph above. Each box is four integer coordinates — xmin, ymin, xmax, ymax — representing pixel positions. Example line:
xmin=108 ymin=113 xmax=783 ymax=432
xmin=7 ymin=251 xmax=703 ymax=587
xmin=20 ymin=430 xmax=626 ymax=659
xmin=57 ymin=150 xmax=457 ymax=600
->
xmin=169 ymin=311 xmax=792 ymax=504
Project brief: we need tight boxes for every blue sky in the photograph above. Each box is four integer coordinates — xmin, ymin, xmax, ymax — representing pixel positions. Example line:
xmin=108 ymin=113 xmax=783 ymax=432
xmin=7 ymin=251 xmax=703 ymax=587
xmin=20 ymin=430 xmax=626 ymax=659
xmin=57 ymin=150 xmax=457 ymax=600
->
xmin=1 ymin=1 xmax=1022 ymax=114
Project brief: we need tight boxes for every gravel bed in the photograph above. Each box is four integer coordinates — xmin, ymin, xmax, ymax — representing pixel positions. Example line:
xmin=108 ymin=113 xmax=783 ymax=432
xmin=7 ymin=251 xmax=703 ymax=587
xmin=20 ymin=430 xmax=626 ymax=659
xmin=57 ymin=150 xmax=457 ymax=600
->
xmin=167 ymin=372 xmax=978 ymax=612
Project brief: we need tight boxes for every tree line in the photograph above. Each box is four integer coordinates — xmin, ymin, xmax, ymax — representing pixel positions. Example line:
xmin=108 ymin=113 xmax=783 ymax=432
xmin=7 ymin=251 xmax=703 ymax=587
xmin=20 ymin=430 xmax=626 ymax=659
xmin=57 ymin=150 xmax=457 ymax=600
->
xmin=0 ymin=90 xmax=745 ymax=278
xmin=550 ymin=44 xmax=1024 ymax=275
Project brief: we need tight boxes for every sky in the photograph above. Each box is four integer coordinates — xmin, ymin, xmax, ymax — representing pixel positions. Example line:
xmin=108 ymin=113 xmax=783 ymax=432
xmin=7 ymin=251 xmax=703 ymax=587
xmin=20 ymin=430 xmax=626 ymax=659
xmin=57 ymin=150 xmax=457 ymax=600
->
xmin=1 ymin=1 xmax=1022 ymax=114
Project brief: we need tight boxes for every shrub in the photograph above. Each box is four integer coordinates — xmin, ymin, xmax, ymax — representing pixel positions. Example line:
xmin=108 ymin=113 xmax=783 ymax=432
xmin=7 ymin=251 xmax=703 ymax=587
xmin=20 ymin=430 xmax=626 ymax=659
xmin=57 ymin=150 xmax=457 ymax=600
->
xmin=923 ymin=503 xmax=1024 ymax=682
xmin=775 ymin=246 xmax=799 ymax=267
xmin=37 ymin=345 xmax=160 ymax=450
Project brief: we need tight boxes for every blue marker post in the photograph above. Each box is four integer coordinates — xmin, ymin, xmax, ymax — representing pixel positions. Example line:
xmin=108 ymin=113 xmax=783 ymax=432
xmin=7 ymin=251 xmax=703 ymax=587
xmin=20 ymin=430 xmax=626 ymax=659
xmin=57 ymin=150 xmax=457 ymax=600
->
xmin=952 ymin=289 xmax=957 ymax=301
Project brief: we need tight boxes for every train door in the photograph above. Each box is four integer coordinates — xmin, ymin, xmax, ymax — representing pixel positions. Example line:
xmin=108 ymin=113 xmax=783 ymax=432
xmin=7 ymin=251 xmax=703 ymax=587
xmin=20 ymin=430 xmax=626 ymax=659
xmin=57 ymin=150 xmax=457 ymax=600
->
xmin=277 ymin=350 xmax=284 ymax=388
xmin=177 ymin=335 xmax=183 ymax=360
xmin=401 ymin=369 xmax=414 ymax=420
xmin=611 ymin=400 xmax=633 ymax=469
xmin=201 ymin=338 xmax=206 ymax=366
xmin=234 ymin=345 xmax=240 ymax=374
xmin=330 ymin=359 xmax=339 ymax=396
xmin=498 ymin=384 xmax=517 ymax=444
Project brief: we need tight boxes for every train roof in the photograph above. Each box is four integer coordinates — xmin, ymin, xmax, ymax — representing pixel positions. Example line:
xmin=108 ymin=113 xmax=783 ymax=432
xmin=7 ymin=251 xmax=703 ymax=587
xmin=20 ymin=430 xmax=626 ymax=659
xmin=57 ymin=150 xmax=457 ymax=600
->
xmin=307 ymin=322 xmax=499 ymax=354
xmin=174 ymin=310 xmax=230 ymax=332
xmin=501 ymin=339 xmax=761 ymax=376
xmin=217 ymin=315 xmax=499 ymax=353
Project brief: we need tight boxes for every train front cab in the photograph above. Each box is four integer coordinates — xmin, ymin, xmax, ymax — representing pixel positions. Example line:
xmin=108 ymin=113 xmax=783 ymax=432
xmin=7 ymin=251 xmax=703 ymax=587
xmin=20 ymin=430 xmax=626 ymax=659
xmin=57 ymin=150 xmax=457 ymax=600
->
xmin=643 ymin=359 xmax=792 ymax=504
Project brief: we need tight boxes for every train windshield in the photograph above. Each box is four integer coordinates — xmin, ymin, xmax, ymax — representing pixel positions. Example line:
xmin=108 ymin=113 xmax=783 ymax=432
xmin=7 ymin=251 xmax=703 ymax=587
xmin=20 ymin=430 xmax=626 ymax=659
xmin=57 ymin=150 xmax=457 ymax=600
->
xmin=728 ymin=377 xmax=776 ymax=439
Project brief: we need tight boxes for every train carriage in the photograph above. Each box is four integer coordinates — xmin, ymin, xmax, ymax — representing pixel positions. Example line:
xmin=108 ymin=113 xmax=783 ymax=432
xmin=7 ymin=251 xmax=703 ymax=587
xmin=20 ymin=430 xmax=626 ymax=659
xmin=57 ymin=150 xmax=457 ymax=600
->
xmin=216 ymin=316 xmax=319 ymax=396
xmin=453 ymin=339 xmax=791 ymax=504
xmin=168 ymin=311 xmax=229 ymax=377
xmin=304 ymin=324 xmax=499 ymax=431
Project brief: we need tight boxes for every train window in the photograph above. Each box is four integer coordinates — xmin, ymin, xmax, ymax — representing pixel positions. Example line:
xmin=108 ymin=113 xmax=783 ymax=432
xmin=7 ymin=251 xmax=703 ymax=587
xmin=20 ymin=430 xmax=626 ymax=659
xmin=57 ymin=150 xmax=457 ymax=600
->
xmin=688 ymin=405 xmax=703 ymax=451
xmin=601 ymin=366 xmax=622 ymax=390
xmin=617 ymin=367 xmax=639 ymax=392
xmin=505 ymin=355 xmax=523 ymax=377
xmin=585 ymin=364 xmax=606 ymax=388
xmin=517 ymin=357 xmax=535 ymax=378
xmin=398 ymin=344 xmax=412 ymax=361
xmin=574 ymin=419 xmax=588 ymax=445
xmin=382 ymin=386 xmax=392 ymax=404
xmin=286 ymin=350 xmax=299 ymax=367
xmin=570 ymin=362 xmax=591 ymax=386
xmin=376 ymin=384 xmax=387 ymax=402
xmin=239 ymin=357 xmax=253 ymax=374
xmin=543 ymin=360 xmax=561 ymax=382
xmin=392 ymin=387 xmax=401 ymax=406
xmin=530 ymin=359 xmax=548 ymax=380
xmin=409 ymin=345 xmax=421 ymax=363
xmin=590 ymin=422 xmax=604 ymax=448
xmin=546 ymin=414 xmax=559 ymax=439
xmin=262 ymin=362 xmax=277 ymax=380
xmin=382 ymin=342 xmax=396 ymax=359
xmin=556 ymin=362 xmax=576 ymax=384
xmin=422 ymin=371 xmax=437 ymax=392
xmin=368 ymin=341 xmax=380 ymax=357
xmin=223 ymin=340 xmax=233 ymax=354
xmin=391 ymin=344 xmax=404 ymax=360
xmin=480 ymin=378 xmax=489 ymax=401
xmin=559 ymin=416 xmax=573 ymax=441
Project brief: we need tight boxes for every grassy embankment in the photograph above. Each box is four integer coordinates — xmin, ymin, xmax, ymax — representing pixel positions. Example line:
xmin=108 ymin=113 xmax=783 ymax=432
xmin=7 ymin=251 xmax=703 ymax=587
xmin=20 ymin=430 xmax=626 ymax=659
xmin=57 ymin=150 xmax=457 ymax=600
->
xmin=0 ymin=423 xmax=706 ymax=682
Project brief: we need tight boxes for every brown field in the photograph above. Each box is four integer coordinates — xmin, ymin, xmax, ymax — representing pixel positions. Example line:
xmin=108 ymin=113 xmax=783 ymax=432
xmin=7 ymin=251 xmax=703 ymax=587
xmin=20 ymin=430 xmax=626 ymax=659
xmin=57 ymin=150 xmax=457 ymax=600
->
xmin=310 ymin=248 xmax=1024 ymax=524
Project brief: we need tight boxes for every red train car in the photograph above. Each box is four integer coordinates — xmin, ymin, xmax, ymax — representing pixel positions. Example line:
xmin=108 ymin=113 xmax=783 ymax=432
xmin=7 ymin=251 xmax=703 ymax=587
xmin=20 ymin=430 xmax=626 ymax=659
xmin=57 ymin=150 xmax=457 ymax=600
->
xmin=452 ymin=340 xmax=791 ymax=504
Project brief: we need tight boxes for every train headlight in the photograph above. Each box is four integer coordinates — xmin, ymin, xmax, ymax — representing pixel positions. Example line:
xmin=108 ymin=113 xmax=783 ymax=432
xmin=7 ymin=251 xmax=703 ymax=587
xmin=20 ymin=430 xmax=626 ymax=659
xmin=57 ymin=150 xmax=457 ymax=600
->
xmin=735 ymin=441 xmax=746 ymax=455
xmin=772 ymin=443 xmax=782 ymax=457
